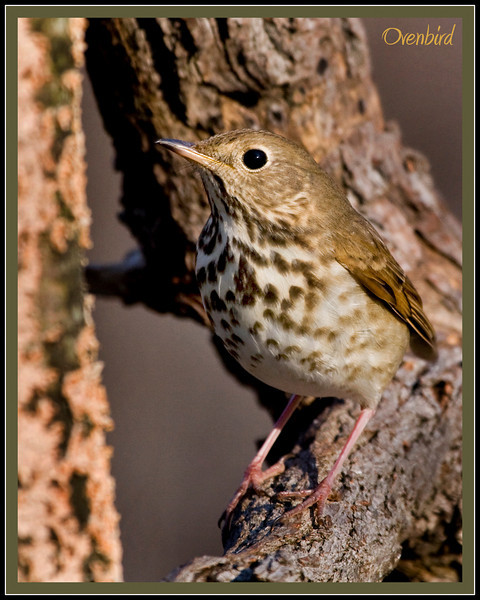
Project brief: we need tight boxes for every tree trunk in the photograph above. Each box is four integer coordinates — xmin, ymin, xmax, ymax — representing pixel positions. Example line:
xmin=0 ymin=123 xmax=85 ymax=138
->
xmin=17 ymin=18 xmax=122 ymax=582
xmin=84 ymin=18 xmax=462 ymax=582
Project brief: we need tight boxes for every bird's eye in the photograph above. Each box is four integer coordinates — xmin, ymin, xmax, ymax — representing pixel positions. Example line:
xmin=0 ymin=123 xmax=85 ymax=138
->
xmin=242 ymin=149 xmax=268 ymax=170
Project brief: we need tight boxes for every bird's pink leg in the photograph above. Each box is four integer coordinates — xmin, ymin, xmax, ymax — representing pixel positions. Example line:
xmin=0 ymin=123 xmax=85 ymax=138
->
xmin=222 ymin=393 xmax=304 ymax=526
xmin=279 ymin=407 xmax=375 ymax=520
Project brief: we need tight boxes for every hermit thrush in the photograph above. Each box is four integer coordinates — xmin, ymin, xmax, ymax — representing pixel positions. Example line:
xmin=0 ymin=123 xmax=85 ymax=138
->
xmin=157 ymin=129 xmax=436 ymax=528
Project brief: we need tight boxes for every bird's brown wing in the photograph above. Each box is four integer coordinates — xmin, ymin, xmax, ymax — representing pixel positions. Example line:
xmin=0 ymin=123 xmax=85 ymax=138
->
xmin=335 ymin=215 xmax=437 ymax=360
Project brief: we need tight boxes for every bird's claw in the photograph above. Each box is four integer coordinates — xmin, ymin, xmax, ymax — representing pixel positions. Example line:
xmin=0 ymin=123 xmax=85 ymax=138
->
xmin=219 ymin=457 xmax=288 ymax=532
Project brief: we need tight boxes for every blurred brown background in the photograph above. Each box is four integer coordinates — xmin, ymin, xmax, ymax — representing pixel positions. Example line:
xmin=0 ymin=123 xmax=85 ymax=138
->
xmin=83 ymin=17 xmax=462 ymax=581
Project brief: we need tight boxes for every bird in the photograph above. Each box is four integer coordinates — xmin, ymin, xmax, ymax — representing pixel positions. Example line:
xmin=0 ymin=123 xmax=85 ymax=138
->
xmin=156 ymin=129 xmax=437 ymax=529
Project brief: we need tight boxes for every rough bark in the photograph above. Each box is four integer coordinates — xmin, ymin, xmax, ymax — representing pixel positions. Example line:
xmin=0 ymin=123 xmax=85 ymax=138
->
xmin=84 ymin=18 xmax=462 ymax=582
xmin=17 ymin=18 xmax=122 ymax=582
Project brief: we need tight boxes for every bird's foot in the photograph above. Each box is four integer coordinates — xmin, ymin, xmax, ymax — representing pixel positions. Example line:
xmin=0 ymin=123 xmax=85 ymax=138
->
xmin=275 ymin=408 xmax=376 ymax=524
xmin=275 ymin=477 xmax=333 ymax=523
xmin=219 ymin=456 xmax=287 ymax=530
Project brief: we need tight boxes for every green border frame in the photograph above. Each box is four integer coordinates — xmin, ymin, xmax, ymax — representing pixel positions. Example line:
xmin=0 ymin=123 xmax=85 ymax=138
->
xmin=7 ymin=4 xmax=473 ymax=595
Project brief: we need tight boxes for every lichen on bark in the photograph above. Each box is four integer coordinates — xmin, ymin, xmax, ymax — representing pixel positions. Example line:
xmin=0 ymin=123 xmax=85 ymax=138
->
xmin=17 ymin=17 xmax=122 ymax=582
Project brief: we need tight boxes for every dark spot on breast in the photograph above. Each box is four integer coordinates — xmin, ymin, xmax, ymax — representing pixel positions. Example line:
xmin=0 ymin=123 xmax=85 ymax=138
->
xmin=210 ymin=290 xmax=227 ymax=312
xmin=313 ymin=327 xmax=328 ymax=339
xmin=305 ymin=291 xmax=318 ymax=311
xmin=301 ymin=314 xmax=313 ymax=331
xmin=216 ymin=242 xmax=233 ymax=274
xmin=263 ymin=308 xmax=275 ymax=321
xmin=281 ymin=299 xmax=292 ymax=311
xmin=266 ymin=230 xmax=287 ymax=247
xmin=289 ymin=285 xmax=304 ymax=301
xmin=358 ymin=98 xmax=365 ymax=114
xmin=266 ymin=339 xmax=279 ymax=348
xmin=234 ymin=256 xmax=248 ymax=292
xmin=231 ymin=333 xmax=245 ymax=345
xmin=202 ymin=232 xmax=218 ymax=255
xmin=234 ymin=255 xmax=261 ymax=296
xmin=305 ymin=272 xmax=325 ymax=291
xmin=217 ymin=249 xmax=227 ymax=273
xmin=225 ymin=290 xmax=236 ymax=303
xmin=196 ymin=267 xmax=206 ymax=285
xmin=291 ymin=259 xmax=313 ymax=274
xmin=279 ymin=314 xmax=295 ymax=331
xmin=284 ymin=345 xmax=301 ymax=355
xmin=220 ymin=319 xmax=231 ymax=331
xmin=349 ymin=332 xmax=359 ymax=345
xmin=229 ymin=308 xmax=240 ymax=327
xmin=296 ymin=323 xmax=309 ymax=335
xmin=249 ymin=321 xmax=264 ymax=335
xmin=207 ymin=261 xmax=217 ymax=282
xmin=199 ymin=215 xmax=219 ymax=256
xmin=264 ymin=284 xmax=280 ymax=304
xmin=294 ymin=235 xmax=313 ymax=251
xmin=224 ymin=337 xmax=238 ymax=349
xmin=272 ymin=252 xmax=290 ymax=274
xmin=248 ymin=246 xmax=269 ymax=267
xmin=232 ymin=238 xmax=268 ymax=267
xmin=338 ymin=312 xmax=355 ymax=326
xmin=241 ymin=294 xmax=256 ymax=306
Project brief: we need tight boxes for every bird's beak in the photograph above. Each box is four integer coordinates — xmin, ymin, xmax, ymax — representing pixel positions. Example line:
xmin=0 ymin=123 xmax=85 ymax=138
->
xmin=156 ymin=138 xmax=224 ymax=169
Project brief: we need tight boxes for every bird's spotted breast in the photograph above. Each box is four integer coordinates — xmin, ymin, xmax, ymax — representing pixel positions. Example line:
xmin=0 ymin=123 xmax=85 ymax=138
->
xmin=196 ymin=222 xmax=409 ymax=408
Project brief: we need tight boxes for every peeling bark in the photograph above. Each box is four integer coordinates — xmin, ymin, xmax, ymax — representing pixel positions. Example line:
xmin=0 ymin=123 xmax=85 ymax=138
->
xmin=17 ymin=17 xmax=122 ymax=582
xmin=84 ymin=18 xmax=462 ymax=582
